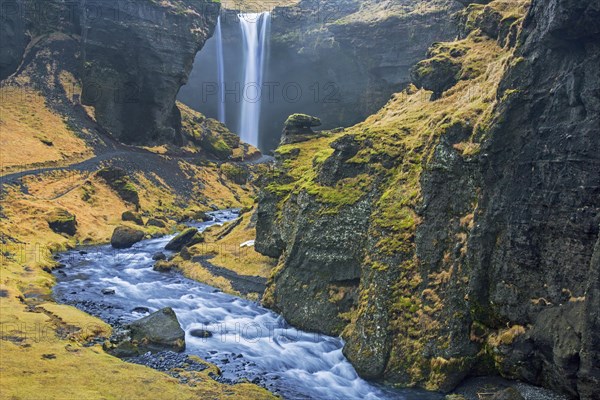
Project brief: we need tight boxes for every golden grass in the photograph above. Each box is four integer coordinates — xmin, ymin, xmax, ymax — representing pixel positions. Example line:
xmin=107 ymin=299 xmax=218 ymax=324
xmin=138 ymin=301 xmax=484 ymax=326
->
xmin=0 ymin=86 xmax=93 ymax=174
xmin=194 ymin=212 xmax=275 ymax=278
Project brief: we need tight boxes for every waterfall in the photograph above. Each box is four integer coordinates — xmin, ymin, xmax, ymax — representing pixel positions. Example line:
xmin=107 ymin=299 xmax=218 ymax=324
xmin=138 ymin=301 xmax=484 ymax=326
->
xmin=215 ymin=16 xmax=226 ymax=124
xmin=238 ymin=12 xmax=270 ymax=148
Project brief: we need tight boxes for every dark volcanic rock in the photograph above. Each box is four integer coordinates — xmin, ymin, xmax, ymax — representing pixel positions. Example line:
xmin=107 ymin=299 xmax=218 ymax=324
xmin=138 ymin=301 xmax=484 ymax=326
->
xmin=127 ymin=307 xmax=185 ymax=353
xmin=165 ymin=228 xmax=202 ymax=251
xmin=80 ymin=0 xmax=219 ymax=144
xmin=189 ymin=329 xmax=213 ymax=338
xmin=122 ymin=211 xmax=143 ymax=226
xmin=146 ymin=218 xmax=166 ymax=228
xmin=111 ymin=226 xmax=145 ymax=249
xmin=47 ymin=209 xmax=77 ymax=236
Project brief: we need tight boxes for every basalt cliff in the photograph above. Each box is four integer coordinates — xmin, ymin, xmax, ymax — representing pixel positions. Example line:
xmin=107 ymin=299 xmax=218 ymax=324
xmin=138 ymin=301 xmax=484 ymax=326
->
xmin=256 ymin=0 xmax=600 ymax=398
xmin=1 ymin=0 xmax=219 ymax=144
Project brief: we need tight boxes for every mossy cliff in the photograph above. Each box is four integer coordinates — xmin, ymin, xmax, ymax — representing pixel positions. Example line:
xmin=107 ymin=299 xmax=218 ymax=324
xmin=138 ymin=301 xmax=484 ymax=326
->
xmin=255 ymin=0 xmax=600 ymax=397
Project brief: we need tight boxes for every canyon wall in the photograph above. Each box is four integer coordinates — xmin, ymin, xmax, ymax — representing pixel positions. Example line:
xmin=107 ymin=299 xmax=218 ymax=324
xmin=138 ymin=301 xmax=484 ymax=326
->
xmin=255 ymin=0 xmax=600 ymax=397
xmin=0 ymin=0 xmax=218 ymax=144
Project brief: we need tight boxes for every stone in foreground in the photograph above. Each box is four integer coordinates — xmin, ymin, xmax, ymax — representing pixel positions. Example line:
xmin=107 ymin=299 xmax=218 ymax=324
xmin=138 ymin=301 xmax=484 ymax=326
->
xmin=127 ymin=307 xmax=185 ymax=353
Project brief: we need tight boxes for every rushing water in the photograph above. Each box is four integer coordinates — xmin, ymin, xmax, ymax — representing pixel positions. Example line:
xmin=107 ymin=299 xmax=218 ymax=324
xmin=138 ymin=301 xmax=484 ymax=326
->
xmin=52 ymin=210 xmax=442 ymax=400
xmin=215 ymin=15 xmax=226 ymax=124
xmin=238 ymin=12 xmax=270 ymax=147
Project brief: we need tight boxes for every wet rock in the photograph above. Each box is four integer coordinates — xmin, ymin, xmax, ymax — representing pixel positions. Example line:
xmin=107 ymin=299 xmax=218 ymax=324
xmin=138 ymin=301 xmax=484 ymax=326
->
xmin=110 ymin=226 xmax=144 ymax=249
xmin=132 ymin=307 xmax=150 ymax=314
xmin=121 ymin=211 xmax=143 ymax=226
xmin=127 ymin=307 xmax=185 ymax=353
xmin=153 ymin=260 xmax=177 ymax=272
xmin=152 ymin=252 xmax=167 ymax=261
xmin=165 ymin=228 xmax=203 ymax=251
xmin=101 ymin=288 xmax=115 ymax=295
xmin=189 ymin=329 xmax=213 ymax=338
xmin=46 ymin=209 xmax=77 ymax=236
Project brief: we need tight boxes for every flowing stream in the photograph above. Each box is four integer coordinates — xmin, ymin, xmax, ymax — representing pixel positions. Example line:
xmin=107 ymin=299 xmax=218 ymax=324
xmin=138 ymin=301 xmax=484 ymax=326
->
xmin=238 ymin=12 xmax=270 ymax=147
xmin=52 ymin=210 xmax=442 ymax=400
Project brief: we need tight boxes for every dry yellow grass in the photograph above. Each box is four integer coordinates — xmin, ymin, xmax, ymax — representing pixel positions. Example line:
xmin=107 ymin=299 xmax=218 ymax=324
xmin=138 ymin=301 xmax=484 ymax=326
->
xmin=0 ymin=86 xmax=93 ymax=174
xmin=195 ymin=212 xmax=275 ymax=278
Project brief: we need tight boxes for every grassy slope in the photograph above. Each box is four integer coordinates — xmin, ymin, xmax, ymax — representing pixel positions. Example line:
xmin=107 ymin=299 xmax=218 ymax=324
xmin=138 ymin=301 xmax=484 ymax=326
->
xmin=0 ymin=39 xmax=273 ymax=400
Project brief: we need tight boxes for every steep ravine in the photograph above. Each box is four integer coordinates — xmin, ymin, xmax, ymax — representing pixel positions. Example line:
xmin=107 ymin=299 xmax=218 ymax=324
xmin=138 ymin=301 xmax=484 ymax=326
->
xmin=255 ymin=0 xmax=600 ymax=398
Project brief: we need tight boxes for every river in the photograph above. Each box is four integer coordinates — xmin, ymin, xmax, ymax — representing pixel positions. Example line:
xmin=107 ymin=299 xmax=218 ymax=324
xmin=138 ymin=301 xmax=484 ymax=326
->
xmin=52 ymin=210 xmax=442 ymax=400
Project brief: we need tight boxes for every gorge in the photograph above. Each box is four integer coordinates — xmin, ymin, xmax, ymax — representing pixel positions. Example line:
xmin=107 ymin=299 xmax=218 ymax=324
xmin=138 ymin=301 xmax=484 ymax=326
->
xmin=1 ymin=0 xmax=598 ymax=399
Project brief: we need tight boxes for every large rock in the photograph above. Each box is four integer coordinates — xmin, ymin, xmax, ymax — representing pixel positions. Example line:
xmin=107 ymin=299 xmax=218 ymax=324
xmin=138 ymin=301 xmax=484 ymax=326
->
xmin=121 ymin=211 xmax=143 ymax=226
xmin=46 ymin=209 xmax=77 ymax=236
xmin=127 ymin=307 xmax=185 ymax=352
xmin=280 ymin=114 xmax=322 ymax=145
xmin=111 ymin=226 xmax=145 ymax=249
xmin=165 ymin=228 xmax=203 ymax=251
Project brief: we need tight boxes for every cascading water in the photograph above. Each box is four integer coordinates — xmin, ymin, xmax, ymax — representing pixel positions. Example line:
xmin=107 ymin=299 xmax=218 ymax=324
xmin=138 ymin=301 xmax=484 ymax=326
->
xmin=238 ymin=12 xmax=270 ymax=147
xmin=215 ymin=15 xmax=226 ymax=123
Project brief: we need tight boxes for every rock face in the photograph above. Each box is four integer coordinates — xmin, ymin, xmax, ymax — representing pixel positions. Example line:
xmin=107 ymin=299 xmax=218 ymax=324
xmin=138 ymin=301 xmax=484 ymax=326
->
xmin=80 ymin=0 xmax=218 ymax=144
xmin=256 ymin=0 xmax=600 ymax=398
xmin=122 ymin=211 xmax=143 ymax=226
xmin=111 ymin=226 xmax=145 ymax=249
xmin=1 ymin=0 xmax=218 ymax=145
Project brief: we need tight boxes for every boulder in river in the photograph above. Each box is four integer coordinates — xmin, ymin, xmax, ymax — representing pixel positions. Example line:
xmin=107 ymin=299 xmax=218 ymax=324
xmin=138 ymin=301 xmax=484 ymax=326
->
xmin=111 ymin=226 xmax=144 ymax=249
xmin=153 ymin=260 xmax=177 ymax=272
xmin=189 ymin=329 xmax=213 ymax=339
xmin=127 ymin=307 xmax=185 ymax=353
xmin=165 ymin=228 xmax=203 ymax=251
xmin=152 ymin=252 xmax=167 ymax=261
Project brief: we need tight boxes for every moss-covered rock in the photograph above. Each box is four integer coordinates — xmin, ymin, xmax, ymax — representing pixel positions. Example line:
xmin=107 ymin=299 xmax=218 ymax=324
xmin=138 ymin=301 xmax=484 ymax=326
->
xmin=153 ymin=260 xmax=178 ymax=272
xmin=165 ymin=228 xmax=203 ymax=251
xmin=96 ymin=167 xmax=140 ymax=208
xmin=146 ymin=218 xmax=166 ymax=228
xmin=46 ymin=209 xmax=77 ymax=236
xmin=220 ymin=163 xmax=250 ymax=185
xmin=111 ymin=226 xmax=145 ymax=249
xmin=121 ymin=211 xmax=143 ymax=226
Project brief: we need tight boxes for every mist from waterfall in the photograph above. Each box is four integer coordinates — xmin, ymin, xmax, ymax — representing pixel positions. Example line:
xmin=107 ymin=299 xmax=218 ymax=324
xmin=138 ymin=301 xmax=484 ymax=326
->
xmin=215 ymin=16 xmax=226 ymax=124
xmin=238 ymin=12 xmax=270 ymax=148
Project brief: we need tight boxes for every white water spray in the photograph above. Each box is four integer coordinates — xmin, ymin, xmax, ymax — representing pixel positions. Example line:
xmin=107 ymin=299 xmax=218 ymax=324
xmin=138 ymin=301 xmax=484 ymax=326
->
xmin=238 ymin=12 xmax=270 ymax=147
xmin=215 ymin=16 xmax=226 ymax=123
